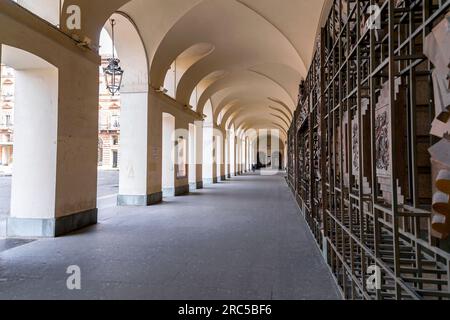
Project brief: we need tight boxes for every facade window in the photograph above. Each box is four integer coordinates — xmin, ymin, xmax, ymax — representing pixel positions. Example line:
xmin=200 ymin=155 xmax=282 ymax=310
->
xmin=111 ymin=115 xmax=120 ymax=129
xmin=98 ymin=138 xmax=104 ymax=166
xmin=5 ymin=115 xmax=12 ymax=126
xmin=112 ymin=136 xmax=119 ymax=146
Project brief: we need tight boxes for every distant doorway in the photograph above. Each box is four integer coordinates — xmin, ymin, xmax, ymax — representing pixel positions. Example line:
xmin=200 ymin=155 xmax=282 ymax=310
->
xmin=112 ymin=150 xmax=118 ymax=169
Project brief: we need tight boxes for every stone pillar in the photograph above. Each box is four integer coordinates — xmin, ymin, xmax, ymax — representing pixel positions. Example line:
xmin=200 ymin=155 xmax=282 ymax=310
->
xmin=162 ymin=113 xmax=176 ymax=197
xmin=174 ymin=117 xmax=189 ymax=196
xmin=203 ymin=122 xmax=215 ymax=184
xmin=195 ymin=120 xmax=203 ymax=189
xmin=118 ymin=90 xmax=163 ymax=206
xmin=235 ymin=138 xmax=239 ymax=175
xmin=236 ymin=138 xmax=242 ymax=175
xmin=250 ymin=139 xmax=253 ymax=171
xmin=225 ymin=133 xmax=231 ymax=179
xmin=189 ymin=123 xmax=197 ymax=191
xmin=7 ymin=50 xmax=98 ymax=238
xmin=244 ymin=137 xmax=248 ymax=173
xmin=213 ymin=127 xmax=226 ymax=182
xmin=145 ymin=91 xmax=165 ymax=202
xmin=212 ymin=135 xmax=218 ymax=182
xmin=248 ymin=139 xmax=252 ymax=171
xmin=218 ymin=131 xmax=226 ymax=181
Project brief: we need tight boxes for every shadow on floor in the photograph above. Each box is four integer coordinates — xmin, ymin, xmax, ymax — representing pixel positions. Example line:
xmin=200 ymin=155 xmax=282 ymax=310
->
xmin=0 ymin=239 xmax=36 ymax=253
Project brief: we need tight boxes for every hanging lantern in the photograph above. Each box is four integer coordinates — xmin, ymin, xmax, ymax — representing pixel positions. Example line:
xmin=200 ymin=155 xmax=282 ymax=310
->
xmin=103 ymin=19 xmax=124 ymax=96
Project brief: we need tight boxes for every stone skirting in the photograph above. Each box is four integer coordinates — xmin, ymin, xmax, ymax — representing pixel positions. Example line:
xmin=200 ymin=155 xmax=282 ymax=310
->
xmin=203 ymin=178 xmax=217 ymax=185
xmin=175 ymin=185 xmax=190 ymax=196
xmin=189 ymin=181 xmax=203 ymax=191
xmin=117 ymin=192 xmax=163 ymax=206
xmin=7 ymin=209 xmax=98 ymax=238
xmin=163 ymin=185 xmax=190 ymax=197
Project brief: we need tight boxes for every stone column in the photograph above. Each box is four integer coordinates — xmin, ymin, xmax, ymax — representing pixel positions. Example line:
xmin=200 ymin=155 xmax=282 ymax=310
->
xmin=174 ymin=117 xmax=189 ymax=196
xmin=162 ymin=113 xmax=176 ymax=197
xmin=188 ymin=123 xmax=197 ymax=191
xmin=215 ymin=128 xmax=226 ymax=181
xmin=225 ymin=133 xmax=231 ymax=179
xmin=203 ymin=122 xmax=215 ymax=184
xmin=7 ymin=49 xmax=98 ymax=238
xmin=118 ymin=89 xmax=164 ymax=206
xmin=221 ymin=135 xmax=226 ymax=181
xmin=236 ymin=138 xmax=242 ymax=175
xmin=194 ymin=120 xmax=203 ymax=189
xmin=235 ymin=137 xmax=239 ymax=175
xmin=244 ymin=137 xmax=248 ymax=173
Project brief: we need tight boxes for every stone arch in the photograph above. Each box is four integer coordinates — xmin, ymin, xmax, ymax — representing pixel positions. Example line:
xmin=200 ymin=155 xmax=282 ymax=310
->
xmin=160 ymin=43 xmax=215 ymax=99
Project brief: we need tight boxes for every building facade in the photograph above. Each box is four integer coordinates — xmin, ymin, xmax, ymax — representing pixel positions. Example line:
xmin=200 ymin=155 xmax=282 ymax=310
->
xmin=0 ymin=65 xmax=14 ymax=172
xmin=98 ymin=57 xmax=121 ymax=170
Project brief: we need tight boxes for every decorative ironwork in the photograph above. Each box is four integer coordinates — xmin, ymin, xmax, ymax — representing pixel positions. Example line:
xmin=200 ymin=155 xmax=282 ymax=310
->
xmin=287 ymin=0 xmax=450 ymax=300
xmin=352 ymin=122 xmax=359 ymax=172
xmin=375 ymin=111 xmax=389 ymax=171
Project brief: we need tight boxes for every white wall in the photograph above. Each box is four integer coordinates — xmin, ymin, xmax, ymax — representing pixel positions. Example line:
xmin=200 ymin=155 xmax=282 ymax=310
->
xmin=215 ymin=135 xmax=222 ymax=179
xmin=188 ymin=123 xmax=196 ymax=184
xmin=203 ymin=124 xmax=214 ymax=181
xmin=162 ymin=113 xmax=175 ymax=190
xmin=11 ymin=67 xmax=58 ymax=219
xmin=119 ymin=92 xmax=148 ymax=196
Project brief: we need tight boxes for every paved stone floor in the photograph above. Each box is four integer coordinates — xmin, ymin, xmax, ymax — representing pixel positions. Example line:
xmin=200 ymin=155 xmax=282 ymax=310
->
xmin=0 ymin=171 xmax=119 ymax=237
xmin=0 ymin=173 xmax=340 ymax=300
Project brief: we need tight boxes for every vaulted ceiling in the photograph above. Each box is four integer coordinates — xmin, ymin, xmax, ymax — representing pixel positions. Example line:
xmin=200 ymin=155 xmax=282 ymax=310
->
xmin=47 ymin=0 xmax=330 ymax=135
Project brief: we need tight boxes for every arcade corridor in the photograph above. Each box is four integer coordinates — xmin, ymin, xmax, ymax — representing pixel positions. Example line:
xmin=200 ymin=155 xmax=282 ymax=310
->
xmin=1 ymin=0 xmax=450 ymax=302
xmin=0 ymin=174 xmax=339 ymax=300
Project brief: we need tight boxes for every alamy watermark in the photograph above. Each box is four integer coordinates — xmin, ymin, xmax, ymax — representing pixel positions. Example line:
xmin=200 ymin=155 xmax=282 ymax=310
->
xmin=65 ymin=5 xmax=81 ymax=30
xmin=366 ymin=5 xmax=382 ymax=30
xmin=66 ymin=265 xmax=81 ymax=290
xmin=366 ymin=265 xmax=382 ymax=291
xmin=62 ymin=4 xmax=382 ymax=31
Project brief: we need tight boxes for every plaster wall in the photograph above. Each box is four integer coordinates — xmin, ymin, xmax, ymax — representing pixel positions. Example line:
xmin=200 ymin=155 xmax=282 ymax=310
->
xmin=11 ymin=67 xmax=58 ymax=219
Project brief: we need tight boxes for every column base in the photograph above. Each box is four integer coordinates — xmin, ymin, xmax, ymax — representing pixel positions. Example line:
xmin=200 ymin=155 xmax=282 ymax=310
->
xmin=204 ymin=178 xmax=217 ymax=185
xmin=7 ymin=209 xmax=98 ymax=238
xmin=163 ymin=186 xmax=190 ymax=197
xmin=175 ymin=185 xmax=190 ymax=196
xmin=227 ymin=174 xmax=231 ymax=179
xmin=220 ymin=175 xmax=227 ymax=181
xmin=162 ymin=187 xmax=175 ymax=197
xmin=117 ymin=192 xmax=162 ymax=206
xmin=189 ymin=181 xmax=203 ymax=191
